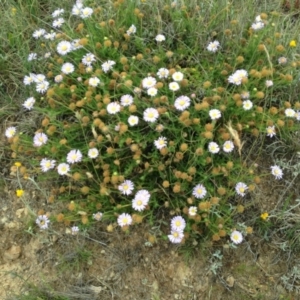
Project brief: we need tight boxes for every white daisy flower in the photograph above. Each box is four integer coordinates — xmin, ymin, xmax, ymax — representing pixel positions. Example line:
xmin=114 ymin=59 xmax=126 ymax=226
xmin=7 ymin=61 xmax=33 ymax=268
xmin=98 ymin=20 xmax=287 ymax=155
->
xmin=188 ymin=206 xmax=197 ymax=217
xmin=85 ymin=66 xmax=93 ymax=73
xmin=44 ymin=52 xmax=51 ymax=59
xmin=174 ymin=95 xmax=191 ymax=111
xmin=251 ymin=21 xmax=264 ymax=30
xmin=33 ymin=132 xmax=48 ymax=147
xmin=22 ymin=97 xmax=35 ymax=110
xmin=285 ymin=108 xmax=295 ymax=118
xmin=169 ymin=81 xmax=180 ymax=91
xmin=266 ymin=126 xmax=276 ymax=138
xmin=126 ymin=24 xmax=136 ymax=35
xmin=89 ymin=77 xmax=100 ymax=87
xmin=56 ymin=41 xmax=73 ymax=55
xmin=228 ymin=69 xmax=248 ymax=86
xmin=82 ymin=53 xmax=96 ymax=66
xmin=208 ymin=142 xmax=220 ymax=154
xmin=61 ymin=63 xmax=75 ymax=75
xmin=255 ymin=15 xmax=262 ymax=22
xmin=36 ymin=81 xmax=49 ymax=93
xmin=44 ymin=32 xmax=56 ymax=40
xmin=134 ymin=87 xmax=142 ymax=95
xmin=23 ymin=73 xmax=36 ymax=85
xmin=5 ymin=126 xmax=17 ymax=138
xmin=72 ymin=39 xmax=83 ymax=50
xmin=242 ymin=100 xmax=253 ymax=110
xmin=80 ymin=7 xmax=93 ymax=19
xmin=52 ymin=18 xmax=65 ymax=28
xmin=101 ymin=60 xmax=116 ymax=73
xmin=32 ymin=28 xmax=46 ymax=39
xmin=54 ymin=74 xmax=63 ymax=83
xmin=207 ymin=40 xmax=220 ymax=52
xmin=147 ymin=87 xmax=158 ymax=97
xmin=36 ymin=215 xmax=50 ymax=230
xmin=132 ymin=189 xmax=150 ymax=211
xmin=295 ymin=111 xmax=300 ymax=121
xmin=155 ymin=124 xmax=164 ymax=132
xmin=209 ymin=109 xmax=221 ymax=120
xmin=172 ymin=71 xmax=184 ymax=82
xmin=120 ymin=94 xmax=133 ymax=106
xmin=228 ymin=73 xmax=242 ymax=85
xmin=142 ymin=76 xmax=156 ymax=89
xmin=107 ymin=102 xmax=121 ymax=114
xmin=168 ymin=230 xmax=184 ymax=244
xmin=72 ymin=3 xmax=83 ymax=16
xmin=71 ymin=226 xmax=79 ymax=235
xmin=117 ymin=213 xmax=132 ymax=227
xmin=143 ymin=108 xmax=159 ymax=123
xmin=171 ymin=216 xmax=186 ymax=231
xmin=67 ymin=149 xmax=82 ymax=164
xmin=192 ymin=184 xmax=207 ymax=199
xmin=57 ymin=163 xmax=70 ymax=175
xmin=52 ymin=8 xmax=64 ymax=18
xmin=154 ymin=136 xmax=167 ymax=150
xmin=230 ymin=230 xmax=243 ymax=244
xmin=128 ymin=115 xmax=139 ymax=126
xmin=271 ymin=165 xmax=283 ymax=180
xmin=40 ymin=158 xmax=56 ymax=172
xmin=88 ymin=148 xmax=99 ymax=159
xmin=93 ymin=212 xmax=103 ymax=221
xmin=33 ymin=74 xmax=46 ymax=83
xmin=118 ymin=180 xmax=134 ymax=195
xmin=155 ymin=34 xmax=166 ymax=42
xmin=27 ymin=53 xmax=37 ymax=61
xmin=240 ymin=91 xmax=250 ymax=99
xmin=235 ymin=182 xmax=248 ymax=197
xmin=223 ymin=140 xmax=234 ymax=153
xmin=265 ymin=80 xmax=273 ymax=87
xmin=278 ymin=57 xmax=287 ymax=65
xmin=157 ymin=68 xmax=169 ymax=79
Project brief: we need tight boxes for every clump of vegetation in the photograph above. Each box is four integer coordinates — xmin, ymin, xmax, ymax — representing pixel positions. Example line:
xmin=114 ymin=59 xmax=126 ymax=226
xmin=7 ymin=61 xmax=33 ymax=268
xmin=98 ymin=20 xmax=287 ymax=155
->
xmin=4 ymin=0 xmax=300 ymax=246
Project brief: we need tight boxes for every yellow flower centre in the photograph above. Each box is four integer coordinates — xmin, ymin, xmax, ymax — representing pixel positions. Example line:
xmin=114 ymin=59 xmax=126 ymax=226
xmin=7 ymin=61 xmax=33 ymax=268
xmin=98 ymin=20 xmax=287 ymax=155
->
xmin=232 ymin=234 xmax=239 ymax=241
xmin=175 ymin=221 xmax=181 ymax=227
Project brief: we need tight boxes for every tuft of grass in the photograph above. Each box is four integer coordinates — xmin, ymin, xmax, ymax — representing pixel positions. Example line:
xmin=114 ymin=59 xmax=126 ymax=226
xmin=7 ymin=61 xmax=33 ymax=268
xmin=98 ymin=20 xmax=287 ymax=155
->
xmin=2 ymin=0 xmax=300 ymax=298
xmin=3 ymin=0 xmax=300 ymax=247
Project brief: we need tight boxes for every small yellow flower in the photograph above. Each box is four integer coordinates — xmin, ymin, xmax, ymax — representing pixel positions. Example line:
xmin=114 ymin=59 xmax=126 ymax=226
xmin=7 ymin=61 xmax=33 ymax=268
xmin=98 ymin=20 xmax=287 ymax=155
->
xmin=14 ymin=162 xmax=22 ymax=167
xmin=260 ymin=212 xmax=269 ymax=221
xmin=16 ymin=189 xmax=24 ymax=197
xmin=289 ymin=40 xmax=297 ymax=47
xmin=11 ymin=7 xmax=16 ymax=16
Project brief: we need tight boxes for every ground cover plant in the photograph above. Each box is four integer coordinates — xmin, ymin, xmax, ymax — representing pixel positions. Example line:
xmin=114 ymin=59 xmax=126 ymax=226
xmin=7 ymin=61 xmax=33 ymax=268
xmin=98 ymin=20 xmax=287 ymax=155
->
xmin=1 ymin=0 xmax=300 ymax=298
xmin=4 ymin=0 xmax=300 ymax=243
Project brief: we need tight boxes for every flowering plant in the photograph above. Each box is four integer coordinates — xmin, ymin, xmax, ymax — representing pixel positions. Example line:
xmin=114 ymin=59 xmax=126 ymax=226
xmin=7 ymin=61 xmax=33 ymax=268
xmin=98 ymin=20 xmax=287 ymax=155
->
xmin=6 ymin=1 xmax=300 ymax=245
